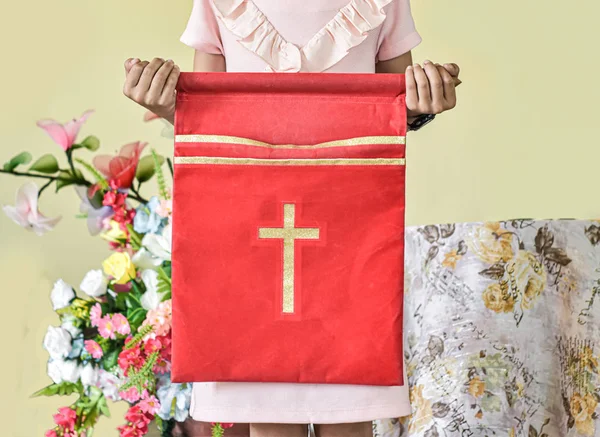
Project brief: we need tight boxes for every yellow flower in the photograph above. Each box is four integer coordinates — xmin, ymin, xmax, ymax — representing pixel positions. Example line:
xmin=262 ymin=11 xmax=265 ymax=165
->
xmin=102 ymin=252 xmax=136 ymax=285
xmin=101 ymin=220 xmax=128 ymax=243
xmin=442 ymin=250 xmax=462 ymax=269
xmin=468 ymin=376 xmax=486 ymax=398
xmin=505 ymin=250 xmax=547 ymax=310
xmin=482 ymin=283 xmax=515 ymax=313
xmin=509 ymin=429 xmax=516 ymax=437
xmin=516 ymin=382 xmax=525 ymax=397
xmin=570 ymin=393 xmax=598 ymax=436
xmin=408 ymin=385 xmax=433 ymax=432
xmin=469 ymin=222 xmax=514 ymax=264
xmin=579 ymin=346 xmax=599 ymax=372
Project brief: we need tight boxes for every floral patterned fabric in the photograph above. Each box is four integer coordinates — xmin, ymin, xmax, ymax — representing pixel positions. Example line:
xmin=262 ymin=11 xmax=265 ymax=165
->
xmin=375 ymin=219 xmax=600 ymax=437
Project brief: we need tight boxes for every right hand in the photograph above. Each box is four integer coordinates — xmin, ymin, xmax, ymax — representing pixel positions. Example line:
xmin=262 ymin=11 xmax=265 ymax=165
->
xmin=123 ymin=57 xmax=180 ymax=124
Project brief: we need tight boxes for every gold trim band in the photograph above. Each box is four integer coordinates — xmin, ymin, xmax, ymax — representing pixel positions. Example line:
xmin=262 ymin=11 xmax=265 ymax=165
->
xmin=174 ymin=156 xmax=405 ymax=166
xmin=175 ymin=135 xmax=405 ymax=149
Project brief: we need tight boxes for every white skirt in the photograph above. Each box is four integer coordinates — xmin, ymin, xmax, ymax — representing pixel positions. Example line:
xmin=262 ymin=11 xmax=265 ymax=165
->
xmin=189 ymin=365 xmax=410 ymax=424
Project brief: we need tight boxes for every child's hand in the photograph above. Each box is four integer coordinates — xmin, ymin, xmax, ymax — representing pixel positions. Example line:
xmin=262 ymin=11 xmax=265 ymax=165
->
xmin=123 ymin=58 xmax=180 ymax=124
xmin=406 ymin=60 xmax=461 ymax=119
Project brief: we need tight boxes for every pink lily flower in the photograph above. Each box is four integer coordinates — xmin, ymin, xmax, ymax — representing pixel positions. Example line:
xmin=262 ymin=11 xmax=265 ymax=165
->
xmin=93 ymin=142 xmax=147 ymax=189
xmin=36 ymin=110 xmax=94 ymax=151
xmin=2 ymin=182 xmax=61 ymax=235
xmin=143 ymin=110 xmax=161 ymax=122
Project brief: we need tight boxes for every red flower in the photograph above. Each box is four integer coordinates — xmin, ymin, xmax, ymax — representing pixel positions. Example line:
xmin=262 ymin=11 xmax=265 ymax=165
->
xmin=45 ymin=430 xmax=58 ymax=437
xmin=117 ymin=424 xmax=141 ymax=437
xmin=118 ymin=346 xmax=143 ymax=373
xmin=93 ymin=142 xmax=147 ymax=189
xmin=53 ymin=407 xmax=77 ymax=430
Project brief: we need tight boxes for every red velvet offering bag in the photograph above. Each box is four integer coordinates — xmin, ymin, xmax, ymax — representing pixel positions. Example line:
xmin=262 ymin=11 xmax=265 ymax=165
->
xmin=171 ymin=73 xmax=407 ymax=386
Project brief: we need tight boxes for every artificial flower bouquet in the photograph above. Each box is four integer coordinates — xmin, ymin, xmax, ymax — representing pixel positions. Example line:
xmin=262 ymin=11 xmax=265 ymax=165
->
xmin=1 ymin=111 xmax=233 ymax=437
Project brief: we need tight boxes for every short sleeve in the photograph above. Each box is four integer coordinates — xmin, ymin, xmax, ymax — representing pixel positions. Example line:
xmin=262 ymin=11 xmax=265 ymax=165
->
xmin=376 ymin=0 xmax=422 ymax=62
xmin=180 ymin=0 xmax=224 ymax=54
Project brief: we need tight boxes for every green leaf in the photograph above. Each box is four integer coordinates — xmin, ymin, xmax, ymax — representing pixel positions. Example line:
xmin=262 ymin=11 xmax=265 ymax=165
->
xmin=3 ymin=152 xmax=32 ymax=172
xmin=102 ymin=349 xmax=119 ymax=371
xmin=136 ymin=154 xmax=165 ymax=183
xmin=29 ymin=154 xmax=59 ymax=174
xmin=56 ymin=169 xmax=85 ymax=192
xmin=73 ymin=135 xmax=100 ymax=152
xmin=31 ymin=382 xmax=80 ymax=398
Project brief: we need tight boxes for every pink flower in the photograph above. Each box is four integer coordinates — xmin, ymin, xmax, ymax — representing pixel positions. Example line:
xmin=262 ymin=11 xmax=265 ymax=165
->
xmin=37 ymin=110 xmax=94 ymax=151
xmin=45 ymin=430 xmax=58 ymax=437
xmin=125 ymin=404 xmax=153 ymax=424
xmin=90 ymin=304 xmax=102 ymax=327
xmin=211 ymin=423 xmax=235 ymax=429
xmin=143 ymin=110 xmax=161 ymax=122
xmin=2 ymin=182 xmax=61 ymax=235
xmin=112 ymin=313 xmax=131 ymax=336
xmin=53 ymin=407 xmax=77 ymax=430
xmin=97 ymin=316 xmax=117 ymax=340
xmin=138 ymin=395 xmax=160 ymax=415
xmin=84 ymin=340 xmax=103 ymax=359
xmin=153 ymin=359 xmax=171 ymax=375
xmin=155 ymin=198 xmax=172 ymax=218
xmin=93 ymin=142 xmax=147 ymax=189
xmin=119 ymin=387 xmax=148 ymax=403
xmin=142 ymin=300 xmax=172 ymax=338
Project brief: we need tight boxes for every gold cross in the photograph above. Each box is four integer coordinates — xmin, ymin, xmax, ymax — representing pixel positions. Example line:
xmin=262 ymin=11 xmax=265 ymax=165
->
xmin=258 ymin=203 xmax=320 ymax=314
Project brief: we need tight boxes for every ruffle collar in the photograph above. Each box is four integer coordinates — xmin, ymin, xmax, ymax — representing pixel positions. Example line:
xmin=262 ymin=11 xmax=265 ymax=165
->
xmin=211 ymin=0 xmax=395 ymax=72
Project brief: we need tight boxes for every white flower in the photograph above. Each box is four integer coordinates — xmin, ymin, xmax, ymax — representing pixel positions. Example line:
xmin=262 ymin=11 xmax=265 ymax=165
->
xmin=50 ymin=279 xmax=75 ymax=310
xmin=141 ymin=270 xmax=162 ymax=310
xmin=60 ymin=360 xmax=81 ymax=383
xmin=60 ymin=317 xmax=81 ymax=338
xmin=43 ymin=326 xmax=72 ymax=360
xmin=98 ymin=369 xmax=122 ymax=401
xmin=79 ymin=269 xmax=108 ymax=297
xmin=80 ymin=363 xmax=98 ymax=387
xmin=47 ymin=359 xmax=64 ymax=384
xmin=132 ymin=248 xmax=163 ymax=271
xmin=142 ymin=223 xmax=172 ymax=261
xmin=47 ymin=358 xmax=81 ymax=384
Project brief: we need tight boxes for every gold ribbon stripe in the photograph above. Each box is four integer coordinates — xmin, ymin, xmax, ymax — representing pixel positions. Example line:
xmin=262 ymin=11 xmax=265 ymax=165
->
xmin=175 ymin=135 xmax=405 ymax=149
xmin=174 ymin=157 xmax=405 ymax=166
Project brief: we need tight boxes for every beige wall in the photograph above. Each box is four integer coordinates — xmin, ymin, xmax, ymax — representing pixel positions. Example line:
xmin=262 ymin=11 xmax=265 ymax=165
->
xmin=0 ymin=0 xmax=598 ymax=435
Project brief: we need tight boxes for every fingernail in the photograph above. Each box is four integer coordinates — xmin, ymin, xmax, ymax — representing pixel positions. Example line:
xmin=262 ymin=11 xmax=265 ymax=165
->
xmin=406 ymin=65 xmax=413 ymax=71
xmin=413 ymin=63 xmax=420 ymax=68
xmin=423 ymin=59 xmax=431 ymax=64
xmin=131 ymin=58 xmax=139 ymax=64
xmin=167 ymin=59 xmax=173 ymax=62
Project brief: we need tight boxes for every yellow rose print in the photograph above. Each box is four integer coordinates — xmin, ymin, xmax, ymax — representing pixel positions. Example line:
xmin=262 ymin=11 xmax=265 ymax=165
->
xmin=505 ymin=250 xmax=547 ymax=310
xmin=469 ymin=222 xmax=514 ymax=264
xmin=468 ymin=376 xmax=486 ymax=398
xmin=482 ymin=283 xmax=515 ymax=313
xmin=442 ymin=250 xmax=462 ymax=269
xmin=408 ymin=385 xmax=433 ymax=433
xmin=570 ymin=393 xmax=598 ymax=436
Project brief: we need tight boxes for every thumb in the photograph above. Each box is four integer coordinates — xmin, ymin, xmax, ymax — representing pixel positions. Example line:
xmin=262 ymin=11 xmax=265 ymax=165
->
xmin=443 ymin=63 xmax=460 ymax=77
xmin=124 ymin=58 xmax=140 ymax=74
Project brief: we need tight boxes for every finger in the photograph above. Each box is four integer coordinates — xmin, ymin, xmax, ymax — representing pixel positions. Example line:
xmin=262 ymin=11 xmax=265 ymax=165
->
xmin=405 ymin=65 xmax=419 ymax=113
xmin=423 ymin=60 xmax=444 ymax=111
xmin=137 ymin=57 xmax=166 ymax=92
xmin=412 ymin=63 xmax=431 ymax=105
xmin=124 ymin=61 xmax=149 ymax=93
xmin=160 ymin=64 xmax=181 ymax=101
xmin=149 ymin=59 xmax=175 ymax=98
xmin=124 ymin=58 xmax=139 ymax=75
xmin=437 ymin=65 xmax=456 ymax=106
xmin=436 ymin=63 xmax=461 ymax=87
xmin=443 ymin=63 xmax=460 ymax=78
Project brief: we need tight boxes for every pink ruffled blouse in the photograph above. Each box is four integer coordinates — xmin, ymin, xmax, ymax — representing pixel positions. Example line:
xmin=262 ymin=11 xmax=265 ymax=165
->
xmin=181 ymin=0 xmax=422 ymax=73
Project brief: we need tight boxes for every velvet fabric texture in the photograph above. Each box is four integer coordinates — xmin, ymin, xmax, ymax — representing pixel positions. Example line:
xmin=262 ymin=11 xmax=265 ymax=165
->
xmin=171 ymin=73 xmax=407 ymax=386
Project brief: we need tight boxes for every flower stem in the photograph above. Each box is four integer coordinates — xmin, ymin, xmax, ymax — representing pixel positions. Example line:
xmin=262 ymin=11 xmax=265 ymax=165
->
xmin=38 ymin=179 xmax=54 ymax=197
xmin=0 ymin=168 xmax=68 ymax=181
xmin=129 ymin=185 xmax=148 ymax=204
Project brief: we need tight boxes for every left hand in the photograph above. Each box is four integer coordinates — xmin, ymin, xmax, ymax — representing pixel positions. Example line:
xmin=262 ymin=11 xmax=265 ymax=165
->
xmin=406 ymin=60 xmax=461 ymax=120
